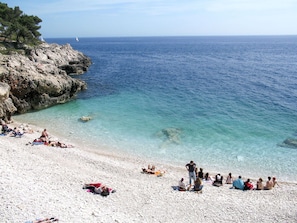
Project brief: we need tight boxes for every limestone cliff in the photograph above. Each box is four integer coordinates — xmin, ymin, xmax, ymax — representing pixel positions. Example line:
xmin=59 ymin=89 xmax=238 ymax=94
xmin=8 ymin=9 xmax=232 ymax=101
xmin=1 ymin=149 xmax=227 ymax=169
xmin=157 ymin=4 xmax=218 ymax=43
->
xmin=0 ymin=42 xmax=91 ymax=122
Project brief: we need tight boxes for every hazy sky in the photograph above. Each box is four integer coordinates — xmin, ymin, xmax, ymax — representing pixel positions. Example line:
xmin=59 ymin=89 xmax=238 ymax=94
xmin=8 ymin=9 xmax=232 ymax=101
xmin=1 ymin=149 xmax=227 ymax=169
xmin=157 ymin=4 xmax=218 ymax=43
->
xmin=4 ymin=0 xmax=297 ymax=38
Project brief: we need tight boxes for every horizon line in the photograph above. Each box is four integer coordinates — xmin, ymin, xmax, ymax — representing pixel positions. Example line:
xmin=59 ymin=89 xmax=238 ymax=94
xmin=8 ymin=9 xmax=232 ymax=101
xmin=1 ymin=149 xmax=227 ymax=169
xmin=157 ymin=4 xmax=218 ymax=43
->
xmin=43 ymin=34 xmax=297 ymax=39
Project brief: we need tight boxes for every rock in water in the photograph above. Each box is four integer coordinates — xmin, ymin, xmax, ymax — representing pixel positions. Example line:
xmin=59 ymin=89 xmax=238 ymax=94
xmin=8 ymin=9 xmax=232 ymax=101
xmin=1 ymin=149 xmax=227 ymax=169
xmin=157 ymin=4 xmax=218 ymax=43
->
xmin=156 ymin=127 xmax=182 ymax=147
xmin=278 ymin=138 xmax=297 ymax=149
xmin=80 ymin=116 xmax=92 ymax=122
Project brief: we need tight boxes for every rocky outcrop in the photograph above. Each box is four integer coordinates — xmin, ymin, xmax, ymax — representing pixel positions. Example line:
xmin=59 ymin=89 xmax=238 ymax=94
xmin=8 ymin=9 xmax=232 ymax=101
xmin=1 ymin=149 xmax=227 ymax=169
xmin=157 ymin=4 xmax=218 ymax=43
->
xmin=0 ymin=42 xmax=91 ymax=122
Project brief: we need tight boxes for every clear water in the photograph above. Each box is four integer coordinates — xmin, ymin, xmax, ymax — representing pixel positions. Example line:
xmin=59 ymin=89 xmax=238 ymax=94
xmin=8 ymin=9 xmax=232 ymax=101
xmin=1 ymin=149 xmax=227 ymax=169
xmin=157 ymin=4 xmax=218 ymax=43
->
xmin=15 ymin=36 xmax=297 ymax=182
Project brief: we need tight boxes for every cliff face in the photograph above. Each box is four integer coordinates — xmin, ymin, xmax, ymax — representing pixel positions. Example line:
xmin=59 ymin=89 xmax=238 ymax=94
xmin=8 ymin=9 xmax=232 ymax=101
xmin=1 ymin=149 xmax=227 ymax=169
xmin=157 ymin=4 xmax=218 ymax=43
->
xmin=0 ymin=42 xmax=91 ymax=122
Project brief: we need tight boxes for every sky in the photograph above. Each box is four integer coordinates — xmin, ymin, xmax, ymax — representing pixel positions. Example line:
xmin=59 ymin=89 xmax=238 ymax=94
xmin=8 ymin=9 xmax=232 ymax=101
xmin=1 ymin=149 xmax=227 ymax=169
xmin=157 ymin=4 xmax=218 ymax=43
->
xmin=3 ymin=0 xmax=297 ymax=38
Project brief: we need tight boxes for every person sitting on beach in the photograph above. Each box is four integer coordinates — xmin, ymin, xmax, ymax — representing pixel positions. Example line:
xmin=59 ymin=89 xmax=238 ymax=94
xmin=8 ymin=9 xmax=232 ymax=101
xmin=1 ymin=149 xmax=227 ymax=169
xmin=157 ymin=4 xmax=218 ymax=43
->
xmin=264 ymin=176 xmax=274 ymax=190
xmin=272 ymin=177 xmax=279 ymax=187
xmin=243 ymin=179 xmax=254 ymax=190
xmin=9 ymin=127 xmax=24 ymax=137
xmin=256 ymin=178 xmax=264 ymax=190
xmin=40 ymin=129 xmax=49 ymax=142
xmin=212 ymin=173 xmax=223 ymax=187
xmin=233 ymin=176 xmax=244 ymax=190
xmin=178 ymin=178 xmax=187 ymax=191
xmin=1 ymin=123 xmax=12 ymax=134
xmin=226 ymin=173 xmax=233 ymax=184
xmin=204 ymin=172 xmax=212 ymax=182
xmin=142 ymin=165 xmax=156 ymax=174
xmin=194 ymin=177 xmax=203 ymax=192
xmin=198 ymin=168 xmax=204 ymax=179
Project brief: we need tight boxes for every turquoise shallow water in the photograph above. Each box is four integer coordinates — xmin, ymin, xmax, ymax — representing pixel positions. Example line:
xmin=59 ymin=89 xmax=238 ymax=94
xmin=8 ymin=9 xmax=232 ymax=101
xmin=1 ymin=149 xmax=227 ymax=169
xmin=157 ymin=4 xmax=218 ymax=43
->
xmin=15 ymin=36 xmax=297 ymax=182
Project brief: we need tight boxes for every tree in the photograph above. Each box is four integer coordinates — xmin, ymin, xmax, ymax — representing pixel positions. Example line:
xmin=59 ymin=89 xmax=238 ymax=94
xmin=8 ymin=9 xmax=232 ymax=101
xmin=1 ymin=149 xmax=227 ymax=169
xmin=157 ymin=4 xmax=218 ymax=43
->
xmin=0 ymin=2 xmax=42 ymax=44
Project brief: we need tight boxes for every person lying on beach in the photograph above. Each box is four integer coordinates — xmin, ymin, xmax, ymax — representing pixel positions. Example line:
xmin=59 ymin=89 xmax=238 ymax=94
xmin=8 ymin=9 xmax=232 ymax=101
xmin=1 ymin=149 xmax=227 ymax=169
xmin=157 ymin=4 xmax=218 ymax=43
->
xmin=83 ymin=183 xmax=115 ymax=196
xmin=256 ymin=178 xmax=264 ymax=190
xmin=142 ymin=165 xmax=165 ymax=176
xmin=22 ymin=125 xmax=34 ymax=134
xmin=264 ymin=176 xmax=274 ymax=190
xmin=178 ymin=178 xmax=187 ymax=191
xmin=25 ymin=217 xmax=59 ymax=223
xmin=47 ymin=141 xmax=74 ymax=148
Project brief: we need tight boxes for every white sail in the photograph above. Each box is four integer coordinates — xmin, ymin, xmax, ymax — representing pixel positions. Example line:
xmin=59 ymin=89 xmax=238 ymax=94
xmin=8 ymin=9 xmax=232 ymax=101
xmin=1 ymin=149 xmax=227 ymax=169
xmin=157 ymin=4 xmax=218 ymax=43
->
xmin=76 ymin=37 xmax=79 ymax=42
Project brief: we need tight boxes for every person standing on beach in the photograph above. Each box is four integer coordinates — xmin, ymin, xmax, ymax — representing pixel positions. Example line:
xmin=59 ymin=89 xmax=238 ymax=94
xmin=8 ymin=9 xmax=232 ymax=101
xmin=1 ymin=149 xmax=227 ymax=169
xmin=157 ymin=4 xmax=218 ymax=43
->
xmin=185 ymin=160 xmax=196 ymax=188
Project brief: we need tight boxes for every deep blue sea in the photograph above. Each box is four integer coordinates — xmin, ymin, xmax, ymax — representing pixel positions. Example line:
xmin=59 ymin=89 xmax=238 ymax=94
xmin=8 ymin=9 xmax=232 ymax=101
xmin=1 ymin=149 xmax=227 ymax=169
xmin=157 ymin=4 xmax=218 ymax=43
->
xmin=16 ymin=36 xmax=297 ymax=182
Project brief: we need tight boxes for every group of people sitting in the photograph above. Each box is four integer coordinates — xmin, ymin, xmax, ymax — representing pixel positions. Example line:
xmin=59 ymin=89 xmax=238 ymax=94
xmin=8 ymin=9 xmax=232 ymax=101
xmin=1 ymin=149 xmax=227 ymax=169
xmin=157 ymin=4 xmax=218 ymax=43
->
xmin=1 ymin=122 xmax=29 ymax=137
xmin=178 ymin=161 xmax=279 ymax=193
xmin=82 ymin=183 xmax=116 ymax=197
xmin=194 ymin=166 xmax=280 ymax=191
xmin=231 ymin=175 xmax=279 ymax=190
xmin=142 ymin=164 xmax=165 ymax=177
xmin=178 ymin=177 xmax=204 ymax=193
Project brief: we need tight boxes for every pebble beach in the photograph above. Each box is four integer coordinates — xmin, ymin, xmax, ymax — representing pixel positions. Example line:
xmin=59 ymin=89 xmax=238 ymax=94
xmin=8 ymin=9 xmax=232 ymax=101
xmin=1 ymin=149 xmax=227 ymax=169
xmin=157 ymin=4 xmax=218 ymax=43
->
xmin=1 ymin=121 xmax=297 ymax=223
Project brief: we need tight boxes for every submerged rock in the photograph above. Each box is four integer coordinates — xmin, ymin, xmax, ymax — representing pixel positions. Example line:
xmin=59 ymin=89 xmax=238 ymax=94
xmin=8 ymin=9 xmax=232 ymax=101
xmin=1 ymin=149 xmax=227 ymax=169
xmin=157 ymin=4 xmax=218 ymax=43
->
xmin=278 ymin=138 xmax=297 ymax=149
xmin=156 ymin=127 xmax=182 ymax=147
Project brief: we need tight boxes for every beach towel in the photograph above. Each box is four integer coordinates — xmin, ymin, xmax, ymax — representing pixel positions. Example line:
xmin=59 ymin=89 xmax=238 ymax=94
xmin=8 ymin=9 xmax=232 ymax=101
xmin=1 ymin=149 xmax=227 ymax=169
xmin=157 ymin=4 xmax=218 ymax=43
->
xmin=32 ymin=141 xmax=45 ymax=145
xmin=87 ymin=183 xmax=102 ymax=188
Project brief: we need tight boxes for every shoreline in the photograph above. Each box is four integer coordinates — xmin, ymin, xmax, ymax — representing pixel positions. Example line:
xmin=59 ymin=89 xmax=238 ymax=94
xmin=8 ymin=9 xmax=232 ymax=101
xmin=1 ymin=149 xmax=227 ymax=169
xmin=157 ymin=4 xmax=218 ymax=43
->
xmin=1 ymin=120 xmax=297 ymax=222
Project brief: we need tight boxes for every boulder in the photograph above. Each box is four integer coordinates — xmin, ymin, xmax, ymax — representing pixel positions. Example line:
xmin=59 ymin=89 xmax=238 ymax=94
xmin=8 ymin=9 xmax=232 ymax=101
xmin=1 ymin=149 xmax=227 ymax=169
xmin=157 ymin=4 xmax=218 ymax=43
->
xmin=0 ymin=82 xmax=17 ymax=122
xmin=0 ymin=42 xmax=91 ymax=120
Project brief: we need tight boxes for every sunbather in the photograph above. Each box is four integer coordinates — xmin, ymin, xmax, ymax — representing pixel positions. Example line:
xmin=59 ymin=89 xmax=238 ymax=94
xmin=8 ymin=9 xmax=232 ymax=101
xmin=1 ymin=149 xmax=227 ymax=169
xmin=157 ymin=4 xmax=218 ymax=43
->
xmin=10 ymin=127 xmax=24 ymax=137
xmin=142 ymin=165 xmax=165 ymax=176
xmin=83 ymin=183 xmax=115 ymax=196
xmin=142 ymin=165 xmax=156 ymax=174
xmin=25 ymin=217 xmax=59 ymax=223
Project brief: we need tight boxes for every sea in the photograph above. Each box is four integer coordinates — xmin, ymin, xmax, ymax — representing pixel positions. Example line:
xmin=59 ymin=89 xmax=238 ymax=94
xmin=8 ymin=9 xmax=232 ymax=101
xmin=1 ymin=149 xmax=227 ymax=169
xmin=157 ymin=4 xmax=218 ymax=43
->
xmin=15 ymin=36 xmax=297 ymax=182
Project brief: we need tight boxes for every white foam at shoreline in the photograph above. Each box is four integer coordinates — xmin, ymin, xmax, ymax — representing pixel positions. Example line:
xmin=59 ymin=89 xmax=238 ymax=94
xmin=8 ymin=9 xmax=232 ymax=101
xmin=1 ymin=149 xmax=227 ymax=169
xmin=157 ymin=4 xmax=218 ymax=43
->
xmin=1 ymin=120 xmax=297 ymax=222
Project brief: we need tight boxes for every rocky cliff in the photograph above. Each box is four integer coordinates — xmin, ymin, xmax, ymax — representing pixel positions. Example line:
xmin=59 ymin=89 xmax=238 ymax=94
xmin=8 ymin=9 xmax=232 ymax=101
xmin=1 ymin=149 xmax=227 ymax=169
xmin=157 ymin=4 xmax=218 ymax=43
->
xmin=0 ymin=42 xmax=91 ymax=122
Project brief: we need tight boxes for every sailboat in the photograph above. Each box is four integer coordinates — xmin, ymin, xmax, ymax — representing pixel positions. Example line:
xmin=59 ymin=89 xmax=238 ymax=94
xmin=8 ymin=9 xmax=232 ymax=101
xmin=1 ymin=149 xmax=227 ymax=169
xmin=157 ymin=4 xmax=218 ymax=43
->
xmin=75 ymin=37 xmax=79 ymax=42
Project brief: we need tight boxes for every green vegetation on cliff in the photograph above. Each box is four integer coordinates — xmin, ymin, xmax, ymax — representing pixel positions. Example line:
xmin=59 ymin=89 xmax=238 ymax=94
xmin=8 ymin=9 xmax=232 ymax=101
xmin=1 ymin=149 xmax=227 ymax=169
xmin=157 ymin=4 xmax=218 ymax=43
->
xmin=0 ymin=2 xmax=42 ymax=45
